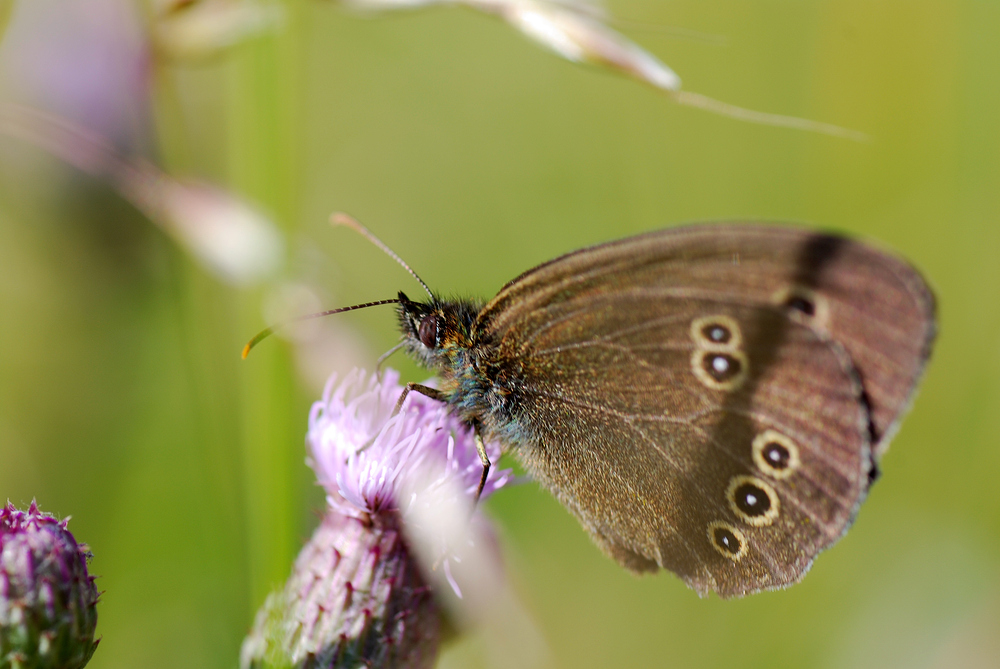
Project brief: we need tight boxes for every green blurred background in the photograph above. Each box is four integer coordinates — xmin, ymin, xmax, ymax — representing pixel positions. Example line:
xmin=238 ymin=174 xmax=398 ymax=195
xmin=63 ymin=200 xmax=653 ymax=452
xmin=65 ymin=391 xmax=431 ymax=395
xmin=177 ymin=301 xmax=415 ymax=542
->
xmin=1 ymin=0 xmax=998 ymax=667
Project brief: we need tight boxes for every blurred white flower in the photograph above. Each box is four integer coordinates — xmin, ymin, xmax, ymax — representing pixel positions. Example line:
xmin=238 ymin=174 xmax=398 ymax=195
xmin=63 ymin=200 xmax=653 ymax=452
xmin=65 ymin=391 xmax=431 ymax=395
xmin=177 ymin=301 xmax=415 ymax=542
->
xmin=470 ymin=0 xmax=681 ymax=91
xmin=402 ymin=468 xmax=551 ymax=669
xmin=0 ymin=103 xmax=285 ymax=284
xmin=341 ymin=0 xmax=866 ymax=140
xmin=343 ymin=0 xmax=452 ymax=8
xmin=344 ymin=0 xmax=679 ymax=90
xmin=153 ymin=0 xmax=286 ymax=61
xmin=116 ymin=169 xmax=284 ymax=284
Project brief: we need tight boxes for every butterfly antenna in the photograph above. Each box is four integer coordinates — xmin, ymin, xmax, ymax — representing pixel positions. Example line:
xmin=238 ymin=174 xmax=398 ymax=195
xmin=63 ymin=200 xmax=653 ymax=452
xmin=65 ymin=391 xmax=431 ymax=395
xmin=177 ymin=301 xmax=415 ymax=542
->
xmin=241 ymin=299 xmax=401 ymax=359
xmin=331 ymin=212 xmax=434 ymax=299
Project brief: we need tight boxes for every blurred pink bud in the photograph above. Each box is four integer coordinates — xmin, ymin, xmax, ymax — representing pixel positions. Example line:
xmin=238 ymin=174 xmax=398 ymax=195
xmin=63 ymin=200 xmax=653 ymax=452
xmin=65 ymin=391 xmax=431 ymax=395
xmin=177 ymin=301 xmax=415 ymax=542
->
xmin=0 ymin=0 xmax=149 ymax=151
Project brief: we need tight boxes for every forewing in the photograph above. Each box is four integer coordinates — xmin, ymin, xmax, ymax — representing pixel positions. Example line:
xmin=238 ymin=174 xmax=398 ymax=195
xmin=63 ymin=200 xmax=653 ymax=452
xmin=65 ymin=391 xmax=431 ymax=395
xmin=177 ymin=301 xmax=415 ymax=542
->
xmin=482 ymin=224 xmax=934 ymax=453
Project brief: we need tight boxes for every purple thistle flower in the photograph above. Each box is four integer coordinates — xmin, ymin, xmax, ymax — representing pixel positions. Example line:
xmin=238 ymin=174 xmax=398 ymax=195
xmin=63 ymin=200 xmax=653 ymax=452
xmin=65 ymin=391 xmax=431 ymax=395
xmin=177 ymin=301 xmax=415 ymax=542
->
xmin=307 ymin=369 xmax=512 ymax=516
xmin=0 ymin=501 xmax=99 ymax=669
xmin=242 ymin=369 xmax=516 ymax=669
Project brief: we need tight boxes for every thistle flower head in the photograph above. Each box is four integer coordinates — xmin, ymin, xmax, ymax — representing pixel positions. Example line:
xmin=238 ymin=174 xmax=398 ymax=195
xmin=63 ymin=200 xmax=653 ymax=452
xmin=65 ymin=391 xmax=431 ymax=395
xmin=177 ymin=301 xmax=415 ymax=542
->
xmin=242 ymin=369 xmax=517 ymax=668
xmin=0 ymin=501 xmax=99 ymax=669
xmin=307 ymin=369 xmax=512 ymax=517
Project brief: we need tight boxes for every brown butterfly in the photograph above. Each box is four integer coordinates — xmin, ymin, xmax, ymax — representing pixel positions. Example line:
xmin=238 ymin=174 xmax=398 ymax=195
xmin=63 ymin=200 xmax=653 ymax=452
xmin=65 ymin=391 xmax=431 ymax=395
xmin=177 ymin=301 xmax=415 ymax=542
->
xmin=249 ymin=221 xmax=936 ymax=598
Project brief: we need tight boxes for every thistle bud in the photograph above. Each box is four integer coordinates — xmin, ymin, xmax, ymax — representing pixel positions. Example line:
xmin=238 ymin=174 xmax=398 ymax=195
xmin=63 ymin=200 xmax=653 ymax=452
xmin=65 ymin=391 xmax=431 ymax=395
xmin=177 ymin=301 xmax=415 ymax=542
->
xmin=0 ymin=501 xmax=99 ymax=669
xmin=241 ymin=510 xmax=441 ymax=669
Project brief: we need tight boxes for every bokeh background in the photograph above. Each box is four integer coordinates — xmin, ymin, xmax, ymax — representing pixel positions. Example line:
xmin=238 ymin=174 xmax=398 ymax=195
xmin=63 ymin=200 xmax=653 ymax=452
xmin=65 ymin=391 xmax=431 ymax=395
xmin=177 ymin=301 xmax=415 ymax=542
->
xmin=1 ymin=0 xmax=998 ymax=667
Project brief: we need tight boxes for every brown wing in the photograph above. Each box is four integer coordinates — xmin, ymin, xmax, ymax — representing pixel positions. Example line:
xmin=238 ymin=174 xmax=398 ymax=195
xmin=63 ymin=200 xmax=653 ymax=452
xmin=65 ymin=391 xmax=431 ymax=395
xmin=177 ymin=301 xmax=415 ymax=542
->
xmin=475 ymin=224 xmax=935 ymax=597
xmin=483 ymin=224 xmax=935 ymax=454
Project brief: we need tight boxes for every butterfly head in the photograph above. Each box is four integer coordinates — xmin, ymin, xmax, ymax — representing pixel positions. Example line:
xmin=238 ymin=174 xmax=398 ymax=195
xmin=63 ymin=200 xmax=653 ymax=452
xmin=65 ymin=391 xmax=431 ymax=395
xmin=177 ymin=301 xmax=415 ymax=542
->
xmin=397 ymin=291 xmax=483 ymax=373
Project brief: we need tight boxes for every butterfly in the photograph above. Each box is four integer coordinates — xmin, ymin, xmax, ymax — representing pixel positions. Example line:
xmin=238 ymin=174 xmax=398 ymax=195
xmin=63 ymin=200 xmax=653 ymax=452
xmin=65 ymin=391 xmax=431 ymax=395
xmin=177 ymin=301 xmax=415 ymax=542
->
xmin=249 ymin=220 xmax=936 ymax=598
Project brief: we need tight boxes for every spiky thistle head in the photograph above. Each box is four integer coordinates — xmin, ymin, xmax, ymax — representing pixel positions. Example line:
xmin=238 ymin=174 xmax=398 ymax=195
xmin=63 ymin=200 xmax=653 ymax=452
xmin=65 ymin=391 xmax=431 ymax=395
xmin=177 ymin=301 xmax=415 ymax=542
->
xmin=0 ymin=501 xmax=99 ymax=669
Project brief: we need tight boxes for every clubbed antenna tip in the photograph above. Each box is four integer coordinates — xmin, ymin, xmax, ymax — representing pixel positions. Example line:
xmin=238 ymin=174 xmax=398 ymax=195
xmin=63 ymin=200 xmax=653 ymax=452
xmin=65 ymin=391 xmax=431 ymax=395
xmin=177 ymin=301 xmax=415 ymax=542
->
xmin=242 ymin=327 xmax=276 ymax=359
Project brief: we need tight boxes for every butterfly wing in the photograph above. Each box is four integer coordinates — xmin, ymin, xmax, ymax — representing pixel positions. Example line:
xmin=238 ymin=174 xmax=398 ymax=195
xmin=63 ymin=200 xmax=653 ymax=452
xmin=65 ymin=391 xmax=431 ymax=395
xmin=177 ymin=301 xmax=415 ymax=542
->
xmin=474 ymin=224 xmax=935 ymax=597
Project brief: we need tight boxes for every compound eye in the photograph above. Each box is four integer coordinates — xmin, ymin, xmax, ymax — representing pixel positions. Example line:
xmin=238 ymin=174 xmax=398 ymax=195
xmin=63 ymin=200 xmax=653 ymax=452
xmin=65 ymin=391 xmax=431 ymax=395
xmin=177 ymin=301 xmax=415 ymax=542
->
xmin=418 ymin=315 xmax=440 ymax=348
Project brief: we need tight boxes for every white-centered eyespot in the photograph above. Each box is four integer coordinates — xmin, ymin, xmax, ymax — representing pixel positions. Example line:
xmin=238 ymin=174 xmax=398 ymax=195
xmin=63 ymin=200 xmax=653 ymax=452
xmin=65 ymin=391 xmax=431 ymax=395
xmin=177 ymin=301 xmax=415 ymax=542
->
xmin=752 ymin=430 xmax=801 ymax=479
xmin=708 ymin=521 xmax=747 ymax=561
xmin=772 ymin=285 xmax=830 ymax=330
xmin=690 ymin=315 xmax=743 ymax=350
xmin=726 ymin=475 xmax=780 ymax=526
xmin=690 ymin=349 xmax=749 ymax=391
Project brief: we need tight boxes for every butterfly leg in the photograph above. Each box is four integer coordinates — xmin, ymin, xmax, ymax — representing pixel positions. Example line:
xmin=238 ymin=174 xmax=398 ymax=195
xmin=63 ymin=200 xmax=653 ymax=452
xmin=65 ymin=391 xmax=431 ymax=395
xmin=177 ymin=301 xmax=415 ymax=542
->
xmin=359 ymin=386 xmax=441 ymax=453
xmin=473 ymin=424 xmax=491 ymax=505
xmin=392 ymin=383 xmax=492 ymax=504
xmin=375 ymin=341 xmax=406 ymax=372
xmin=393 ymin=382 xmax=446 ymax=415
